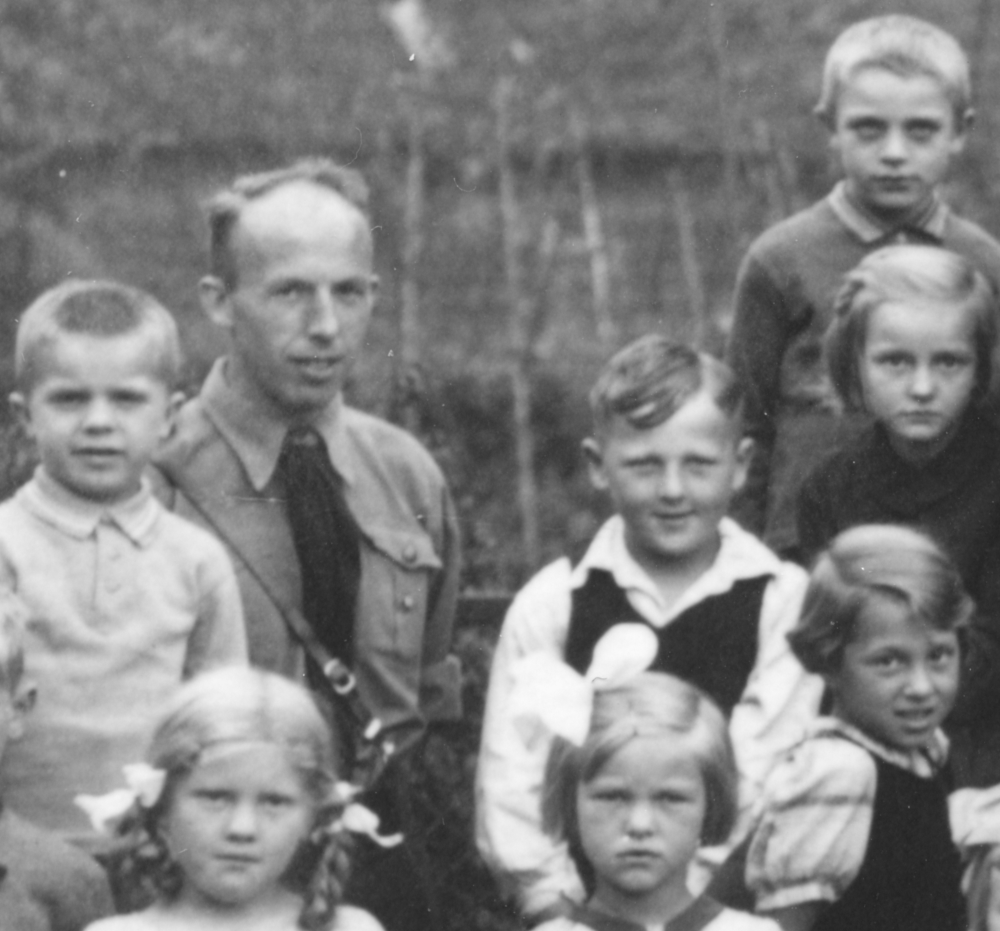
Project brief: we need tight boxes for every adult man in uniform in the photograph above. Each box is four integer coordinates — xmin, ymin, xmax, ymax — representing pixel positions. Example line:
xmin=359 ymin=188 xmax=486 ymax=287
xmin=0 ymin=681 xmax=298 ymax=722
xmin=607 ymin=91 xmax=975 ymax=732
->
xmin=157 ymin=159 xmax=461 ymax=930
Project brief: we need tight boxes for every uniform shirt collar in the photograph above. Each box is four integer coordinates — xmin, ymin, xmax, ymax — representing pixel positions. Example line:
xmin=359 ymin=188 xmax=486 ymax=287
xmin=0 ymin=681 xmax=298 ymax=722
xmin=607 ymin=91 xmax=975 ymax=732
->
xmin=828 ymin=180 xmax=948 ymax=244
xmin=200 ymin=357 xmax=355 ymax=493
xmin=19 ymin=467 xmax=160 ymax=546
xmin=810 ymin=716 xmax=948 ymax=778
xmin=570 ymin=515 xmax=779 ymax=622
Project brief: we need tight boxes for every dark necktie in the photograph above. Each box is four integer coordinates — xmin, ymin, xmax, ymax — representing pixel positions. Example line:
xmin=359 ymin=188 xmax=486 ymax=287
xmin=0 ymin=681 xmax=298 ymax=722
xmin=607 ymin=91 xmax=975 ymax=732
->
xmin=278 ymin=427 xmax=362 ymax=664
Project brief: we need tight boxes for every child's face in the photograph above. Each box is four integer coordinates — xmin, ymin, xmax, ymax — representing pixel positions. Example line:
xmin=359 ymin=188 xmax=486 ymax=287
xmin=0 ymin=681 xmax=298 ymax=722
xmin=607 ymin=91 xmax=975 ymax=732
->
xmin=826 ymin=600 xmax=959 ymax=751
xmin=829 ymin=67 xmax=968 ymax=225
xmin=577 ymin=735 xmax=705 ymax=909
xmin=11 ymin=331 xmax=180 ymax=505
xmin=161 ymin=741 xmax=316 ymax=912
xmin=584 ymin=390 xmax=751 ymax=576
xmin=859 ymin=299 xmax=977 ymax=463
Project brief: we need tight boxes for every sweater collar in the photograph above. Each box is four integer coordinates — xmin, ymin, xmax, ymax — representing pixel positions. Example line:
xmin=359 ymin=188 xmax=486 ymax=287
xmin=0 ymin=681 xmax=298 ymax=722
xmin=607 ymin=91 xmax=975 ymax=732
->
xmin=18 ymin=467 xmax=160 ymax=546
xmin=828 ymin=181 xmax=948 ymax=244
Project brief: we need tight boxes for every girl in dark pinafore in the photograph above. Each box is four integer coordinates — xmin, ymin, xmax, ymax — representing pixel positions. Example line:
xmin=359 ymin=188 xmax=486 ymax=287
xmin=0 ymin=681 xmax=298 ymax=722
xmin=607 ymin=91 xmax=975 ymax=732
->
xmin=745 ymin=525 xmax=967 ymax=931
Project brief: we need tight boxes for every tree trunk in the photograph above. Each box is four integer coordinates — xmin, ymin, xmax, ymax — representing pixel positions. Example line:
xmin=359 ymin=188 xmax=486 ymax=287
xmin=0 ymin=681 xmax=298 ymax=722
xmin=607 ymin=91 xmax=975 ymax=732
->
xmin=667 ymin=167 xmax=709 ymax=348
xmin=495 ymin=73 xmax=540 ymax=571
xmin=570 ymin=106 xmax=615 ymax=348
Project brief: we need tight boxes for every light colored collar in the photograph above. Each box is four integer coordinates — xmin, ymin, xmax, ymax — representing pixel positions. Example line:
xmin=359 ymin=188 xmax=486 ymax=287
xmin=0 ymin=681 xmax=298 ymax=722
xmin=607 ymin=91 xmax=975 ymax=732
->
xmin=200 ymin=358 xmax=355 ymax=493
xmin=19 ymin=467 xmax=160 ymax=546
xmin=827 ymin=180 xmax=948 ymax=243
xmin=570 ymin=515 xmax=779 ymax=622
xmin=809 ymin=716 xmax=948 ymax=778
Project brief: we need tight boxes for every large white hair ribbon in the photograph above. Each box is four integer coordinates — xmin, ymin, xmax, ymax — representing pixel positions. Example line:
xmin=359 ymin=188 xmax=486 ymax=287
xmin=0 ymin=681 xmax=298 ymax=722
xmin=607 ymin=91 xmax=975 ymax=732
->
xmin=508 ymin=622 xmax=659 ymax=746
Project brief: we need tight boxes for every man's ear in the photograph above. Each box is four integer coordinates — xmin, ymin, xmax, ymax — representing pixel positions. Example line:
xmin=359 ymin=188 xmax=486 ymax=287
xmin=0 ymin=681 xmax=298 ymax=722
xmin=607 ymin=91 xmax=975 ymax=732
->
xmin=7 ymin=679 xmax=37 ymax=742
xmin=198 ymin=276 xmax=233 ymax=329
xmin=731 ymin=437 xmax=754 ymax=493
xmin=582 ymin=437 xmax=609 ymax=492
xmin=9 ymin=393 xmax=31 ymax=438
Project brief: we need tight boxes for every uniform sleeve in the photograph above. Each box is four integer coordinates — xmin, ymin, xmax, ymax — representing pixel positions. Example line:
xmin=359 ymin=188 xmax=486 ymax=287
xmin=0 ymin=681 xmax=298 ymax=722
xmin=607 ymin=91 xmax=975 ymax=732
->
xmin=417 ymin=480 xmax=462 ymax=723
xmin=474 ymin=560 xmax=586 ymax=917
xmin=47 ymin=846 xmax=115 ymax=931
xmin=728 ymin=563 xmax=824 ymax=832
xmin=726 ymin=251 xmax=795 ymax=536
xmin=183 ymin=537 xmax=249 ymax=676
xmin=747 ymin=736 xmax=876 ymax=911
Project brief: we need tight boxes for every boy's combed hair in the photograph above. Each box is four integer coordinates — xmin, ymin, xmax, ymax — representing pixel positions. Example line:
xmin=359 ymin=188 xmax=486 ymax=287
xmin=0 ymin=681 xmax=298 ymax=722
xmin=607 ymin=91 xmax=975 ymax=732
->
xmin=124 ymin=667 xmax=349 ymax=931
xmin=816 ymin=15 xmax=971 ymax=125
xmin=541 ymin=672 xmax=736 ymax=892
xmin=0 ymin=590 xmax=27 ymax=694
xmin=590 ymin=335 xmax=744 ymax=436
xmin=825 ymin=244 xmax=998 ymax=411
xmin=206 ymin=157 xmax=370 ymax=289
xmin=789 ymin=524 xmax=974 ymax=675
xmin=15 ymin=279 xmax=182 ymax=391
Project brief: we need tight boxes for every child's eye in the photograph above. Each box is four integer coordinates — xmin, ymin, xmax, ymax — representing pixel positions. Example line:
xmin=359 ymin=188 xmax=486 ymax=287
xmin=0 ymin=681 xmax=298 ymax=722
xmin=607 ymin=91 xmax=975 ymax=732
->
xmin=874 ymin=353 xmax=911 ymax=371
xmin=260 ymin=793 xmax=294 ymax=809
xmin=929 ymin=644 xmax=957 ymax=665
xmin=935 ymin=354 xmax=972 ymax=373
xmin=591 ymin=788 xmax=629 ymax=804
xmin=195 ymin=789 xmax=232 ymax=808
xmin=906 ymin=122 xmax=941 ymax=143
xmin=869 ymin=653 xmax=904 ymax=671
xmin=848 ymin=120 xmax=884 ymax=141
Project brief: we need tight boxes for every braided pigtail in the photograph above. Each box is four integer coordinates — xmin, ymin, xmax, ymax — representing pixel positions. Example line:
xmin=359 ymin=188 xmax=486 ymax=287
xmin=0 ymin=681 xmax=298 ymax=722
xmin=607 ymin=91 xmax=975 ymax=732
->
xmin=296 ymin=800 xmax=357 ymax=931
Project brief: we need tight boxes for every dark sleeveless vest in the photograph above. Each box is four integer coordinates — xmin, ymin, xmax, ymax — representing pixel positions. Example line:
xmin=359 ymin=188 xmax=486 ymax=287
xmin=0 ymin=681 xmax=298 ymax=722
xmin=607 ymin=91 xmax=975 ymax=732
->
xmin=565 ymin=568 xmax=770 ymax=715
xmin=814 ymin=751 xmax=964 ymax=931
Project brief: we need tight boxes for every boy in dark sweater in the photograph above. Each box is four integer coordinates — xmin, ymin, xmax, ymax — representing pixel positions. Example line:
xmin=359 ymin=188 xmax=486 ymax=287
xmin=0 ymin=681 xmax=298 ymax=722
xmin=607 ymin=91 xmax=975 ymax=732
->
xmin=725 ymin=15 xmax=1000 ymax=558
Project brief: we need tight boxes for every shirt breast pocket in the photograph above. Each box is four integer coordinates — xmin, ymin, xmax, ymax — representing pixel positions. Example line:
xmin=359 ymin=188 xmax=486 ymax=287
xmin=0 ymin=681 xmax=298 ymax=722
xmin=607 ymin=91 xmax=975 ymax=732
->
xmin=360 ymin=525 xmax=442 ymax=662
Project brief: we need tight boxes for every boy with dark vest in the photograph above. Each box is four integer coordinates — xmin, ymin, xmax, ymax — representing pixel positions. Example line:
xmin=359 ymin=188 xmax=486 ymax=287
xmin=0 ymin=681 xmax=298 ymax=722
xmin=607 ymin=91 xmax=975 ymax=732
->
xmin=476 ymin=336 xmax=823 ymax=922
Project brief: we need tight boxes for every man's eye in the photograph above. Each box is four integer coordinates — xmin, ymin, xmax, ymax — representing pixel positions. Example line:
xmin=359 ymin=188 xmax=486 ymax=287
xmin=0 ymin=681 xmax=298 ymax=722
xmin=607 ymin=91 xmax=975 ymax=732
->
xmin=275 ymin=282 xmax=309 ymax=299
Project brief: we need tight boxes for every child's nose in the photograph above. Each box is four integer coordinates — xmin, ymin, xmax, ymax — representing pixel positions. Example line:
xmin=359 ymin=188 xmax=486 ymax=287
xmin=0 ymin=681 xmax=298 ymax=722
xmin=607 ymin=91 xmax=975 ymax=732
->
xmin=908 ymin=364 xmax=935 ymax=398
xmin=225 ymin=800 xmax=259 ymax=839
xmin=624 ymin=800 xmax=655 ymax=836
xmin=904 ymin=662 xmax=935 ymax=696
xmin=880 ymin=127 xmax=909 ymax=164
xmin=658 ymin=463 xmax=684 ymax=499
xmin=81 ymin=398 xmax=115 ymax=430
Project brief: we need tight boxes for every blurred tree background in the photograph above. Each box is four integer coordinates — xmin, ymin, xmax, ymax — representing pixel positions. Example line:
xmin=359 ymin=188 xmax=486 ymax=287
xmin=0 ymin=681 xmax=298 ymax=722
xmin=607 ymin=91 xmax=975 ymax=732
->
xmin=0 ymin=1 xmax=997 ymax=927
xmin=0 ymin=0 xmax=996 ymax=590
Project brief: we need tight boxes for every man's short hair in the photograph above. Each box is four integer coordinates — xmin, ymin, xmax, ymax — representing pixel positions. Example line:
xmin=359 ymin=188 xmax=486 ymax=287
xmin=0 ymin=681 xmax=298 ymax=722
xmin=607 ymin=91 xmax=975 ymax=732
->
xmin=589 ymin=335 xmax=744 ymax=438
xmin=816 ymin=15 xmax=971 ymax=126
xmin=15 ymin=279 xmax=182 ymax=392
xmin=825 ymin=244 xmax=997 ymax=411
xmin=206 ymin=158 xmax=370 ymax=290
xmin=0 ymin=591 xmax=28 ymax=694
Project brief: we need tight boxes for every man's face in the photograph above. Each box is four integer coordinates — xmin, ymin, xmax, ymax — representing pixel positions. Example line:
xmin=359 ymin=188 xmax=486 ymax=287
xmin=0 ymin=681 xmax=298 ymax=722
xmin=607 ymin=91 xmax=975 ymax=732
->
xmin=203 ymin=181 xmax=377 ymax=420
xmin=829 ymin=67 xmax=968 ymax=226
